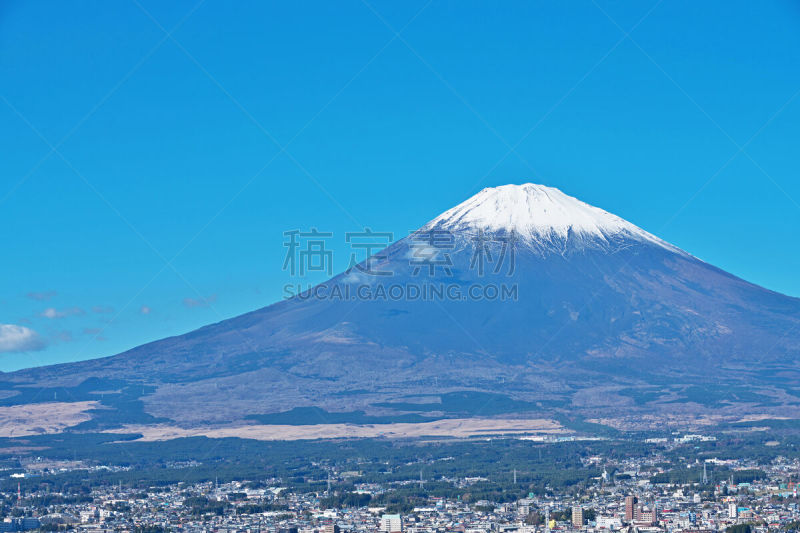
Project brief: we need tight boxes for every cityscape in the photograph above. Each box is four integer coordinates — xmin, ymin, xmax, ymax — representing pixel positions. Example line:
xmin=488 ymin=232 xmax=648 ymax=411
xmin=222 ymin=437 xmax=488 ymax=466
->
xmin=3 ymin=432 xmax=800 ymax=533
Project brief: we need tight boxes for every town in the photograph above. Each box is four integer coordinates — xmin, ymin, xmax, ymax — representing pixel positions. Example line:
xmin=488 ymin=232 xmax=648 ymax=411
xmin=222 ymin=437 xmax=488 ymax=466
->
xmin=3 ymin=434 xmax=799 ymax=533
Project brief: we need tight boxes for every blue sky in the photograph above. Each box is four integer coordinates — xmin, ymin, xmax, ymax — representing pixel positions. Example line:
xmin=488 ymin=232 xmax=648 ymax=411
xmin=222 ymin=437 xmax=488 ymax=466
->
xmin=1 ymin=0 xmax=799 ymax=371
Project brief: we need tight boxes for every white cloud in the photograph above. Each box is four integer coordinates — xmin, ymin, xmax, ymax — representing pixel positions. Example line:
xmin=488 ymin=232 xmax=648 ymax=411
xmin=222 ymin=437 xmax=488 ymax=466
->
xmin=0 ymin=324 xmax=46 ymax=353
xmin=40 ymin=307 xmax=85 ymax=319
xmin=342 ymin=270 xmax=370 ymax=285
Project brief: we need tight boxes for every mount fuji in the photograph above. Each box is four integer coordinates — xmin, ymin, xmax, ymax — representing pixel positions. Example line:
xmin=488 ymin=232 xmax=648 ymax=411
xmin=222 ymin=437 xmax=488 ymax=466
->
xmin=6 ymin=184 xmax=800 ymax=433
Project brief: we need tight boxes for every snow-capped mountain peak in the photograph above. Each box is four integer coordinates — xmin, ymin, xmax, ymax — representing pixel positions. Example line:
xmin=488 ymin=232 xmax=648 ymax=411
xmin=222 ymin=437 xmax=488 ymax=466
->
xmin=425 ymin=183 xmax=678 ymax=252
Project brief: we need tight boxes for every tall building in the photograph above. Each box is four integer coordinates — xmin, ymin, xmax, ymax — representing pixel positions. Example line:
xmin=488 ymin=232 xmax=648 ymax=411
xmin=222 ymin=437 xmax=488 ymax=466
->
xmin=572 ymin=506 xmax=584 ymax=528
xmin=728 ymin=502 xmax=738 ymax=519
xmin=625 ymin=496 xmax=638 ymax=522
xmin=381 ymin=514 xmax=402 ymax=533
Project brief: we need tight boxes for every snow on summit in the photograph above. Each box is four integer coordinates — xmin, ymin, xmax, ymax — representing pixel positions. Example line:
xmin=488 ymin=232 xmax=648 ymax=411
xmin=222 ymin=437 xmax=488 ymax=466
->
xmin=426 ymin=183 xmax=678 ymax=252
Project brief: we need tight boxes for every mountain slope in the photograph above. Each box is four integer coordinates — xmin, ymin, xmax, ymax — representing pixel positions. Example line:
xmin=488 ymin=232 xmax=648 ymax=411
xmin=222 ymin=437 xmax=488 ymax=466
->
xmin=6 ymin=184 xmax=800 ymax=429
